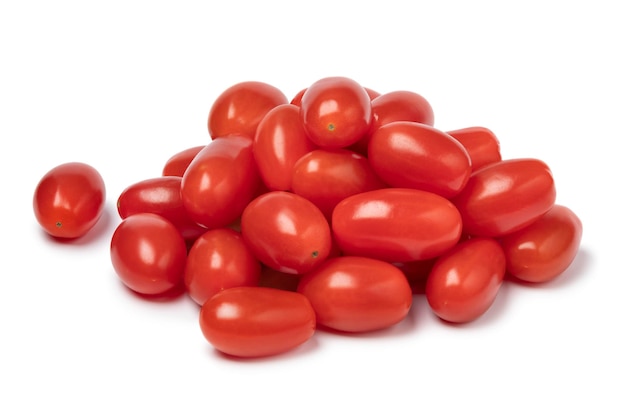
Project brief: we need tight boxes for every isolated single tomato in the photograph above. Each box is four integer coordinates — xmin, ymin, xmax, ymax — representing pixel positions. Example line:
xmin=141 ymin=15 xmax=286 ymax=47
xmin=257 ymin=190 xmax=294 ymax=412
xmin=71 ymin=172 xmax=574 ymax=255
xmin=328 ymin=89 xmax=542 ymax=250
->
xmin=426 ymin=237 xmax=506 ymax=323
xmin=499 ymin=204 xmax=583 ymax=283
xmin=368 ymin=121 xmax=472 ymax=198
xmin=181 ymin=136 xmax=261 ymax=229
xmin=291 ymin=148 xmax=386 ymax=219
xmin=332 ymin=188 xmax=462 ymax=262
xmin=207 ymin=81 xmax=288 ymax=139
xmin=162 ymin=145 xmax=205 ymax=177
xmin=451 ymin=158 xmax=556 ymax=237
xmin=446 ymin=127 xmax=501 ymax=171
xmin=199 ymin=286 xmax=316 ymax=358
xmin=297 ymin=256 xmax=413 ymax=333
xmin=117 ymin=176 xmax=207 ymax=241
xmin=33 ymin=162 xmax=106 ymax=239
xmin=241 ymin=191 xmax=332 ymax=274
xmin=253 ymin=103 xmax=317 ymax=191
xmin=110 ymin=213 xmax=187 ymax=295
xmin=184 ymin=228 xmax=261 ymax=306
xmin=299 ymin=76 xmax=372 ymax=148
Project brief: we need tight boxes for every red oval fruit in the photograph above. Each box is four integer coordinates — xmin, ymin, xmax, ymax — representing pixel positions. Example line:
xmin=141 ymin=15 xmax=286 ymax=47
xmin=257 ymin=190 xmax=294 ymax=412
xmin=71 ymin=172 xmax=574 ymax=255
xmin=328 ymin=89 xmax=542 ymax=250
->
xmin=446 ymin=126 xmax=501 ymax=171
xmin=162 ymin=145 xmax=205 ymax=177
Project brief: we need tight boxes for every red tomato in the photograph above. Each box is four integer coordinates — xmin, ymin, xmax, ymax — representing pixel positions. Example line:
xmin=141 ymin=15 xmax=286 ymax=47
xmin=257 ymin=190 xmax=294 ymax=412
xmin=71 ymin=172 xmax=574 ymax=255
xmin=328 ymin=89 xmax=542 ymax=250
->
xmin=241 ymin=191 xmax=332 ymax=274
xmin=253 ymin=103 xmax=317 ymax=191
xmin=426 ymin=237 xmax=506 ymax=323
xmin=299 ymin=76 xmax=372 ymax=148
xmin=181 ymin=136 xmax=261 ymax=229
xmin=446 ymin=127 xmax=501 ymax=171
xmin=184 ymin=228 xmax=261 ymax=306
xmin=117 ymin=176 xmax=207 ymax=241
xmin=199 ymin=286 xmax=316 ymax=358
xmin=368 ymin=121 xmax=472 ymax=198
xmin=291 ymin=148 xmax=386 ymax=219
xmin=451 ymin=158 xmax=556 ymax=237
xmin=292 ymin=86 xmax=379 ymax=107
xmin=332 ymin=188 xmax=462 ymax=262
xmin=297 ymin=256 xmax=413 ymax=333
xmin=33 ymin=162 xmax=106 ymax=239
xmin=110 ymin=213 xmax=187 ymax=295
xmin=207 ymin=81 xmax=288 ymax=139
xmin=499 ymin=204 xmax=583 ymax=283
xmin=162 ymin=145 xmax=205 ymax=177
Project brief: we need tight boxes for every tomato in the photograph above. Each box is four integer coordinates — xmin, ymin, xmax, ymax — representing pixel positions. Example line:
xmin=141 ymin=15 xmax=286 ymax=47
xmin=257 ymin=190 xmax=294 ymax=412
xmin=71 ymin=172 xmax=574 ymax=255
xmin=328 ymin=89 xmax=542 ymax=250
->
xmin=291 ymin=148 xmax=386 ymax=220
xmin=446 ymin=127 xmax=501 ymax=171
xmin=451 ymin=158 xmax=556 ymax=237
xmin=299 ymin=76 xmax=372 ymax=148
xmin=181 ymin=136 xmax=261 ymax=229
xmin=33 ymin=162 xmax=106 ymax=239
xmin=332 ymin=188 xmax=462 ymax=262
xmin=253 ymin=103 xmax=317 ymax=191
xmin=367 ymin=121 xmax=472 ymax=198
xmin=110 ymin=213 xmax=187 ymax=295
xmin=207 ymin=81 xmax=288 ymax=139
xmin=499 ymin=204 xmax=583 ymax=283
xmin=425 ymin=237 xmax=506 ymax=323
xmin=199 ymin=286 xmax=316 ymax=358
xmin=297 ymin=256 xmax=413 ymax=333
xmin=184 ymin=228 xmax=261 ymax=306
xmin=241 ymin=191 xmax=332 ymax=274
xmin=292 ymin=86 xmax=379 ymax=107
xmin=117 ymin=176 xmax=207 ymax=241
xmin=162 ymin=145 xmax=205 ymax=177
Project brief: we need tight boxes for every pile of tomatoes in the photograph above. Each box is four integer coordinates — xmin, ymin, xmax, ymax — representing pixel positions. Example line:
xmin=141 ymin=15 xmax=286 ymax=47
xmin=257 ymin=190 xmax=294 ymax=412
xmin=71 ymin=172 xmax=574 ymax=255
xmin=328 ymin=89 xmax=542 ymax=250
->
xmin=33 ymin=76 xmax=583 ymax=359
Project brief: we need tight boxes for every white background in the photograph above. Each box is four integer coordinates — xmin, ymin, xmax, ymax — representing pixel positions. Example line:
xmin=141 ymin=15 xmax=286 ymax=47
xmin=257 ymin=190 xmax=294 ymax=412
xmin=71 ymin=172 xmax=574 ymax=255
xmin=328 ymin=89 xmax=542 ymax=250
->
xmin=2 ymin=1 xmax=624 ymax=416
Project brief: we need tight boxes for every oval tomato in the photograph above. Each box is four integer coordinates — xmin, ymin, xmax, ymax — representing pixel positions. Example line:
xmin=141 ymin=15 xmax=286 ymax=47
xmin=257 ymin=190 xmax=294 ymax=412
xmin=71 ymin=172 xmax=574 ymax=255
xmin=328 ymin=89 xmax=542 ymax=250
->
xmin=207 ymin=81 xmax=288 ymax=139
xmin=291 ymin=148 xmax=386 ymax=219
xmin=180 ymin=136 xmax=261 ymax=229
xmin=446 ymin=126 xmax=502 ymax=171
xmin=297 ymin=256 xmax=413 ymax=333
xmin=425 ymin=237 xmax=506 ymax=323
xmin=184 ymin=228 xmax=261 ymax=306
xmin=368 ymin=121 xmax=472 ymax=198
xmin=33 ymin=162 xmax=106 ymax=239
xmin=241 ymin=191 xmax=332 ymax=274
xmin=332 ymin=188 xmax=462 ymax=262
xmin=117 ymin=176 xmax=207 ymax=241
xmin=299 ymin=76 xmax=372 ymax=148
xmin=499 ymin=204 xmax=583 ymax=283
xmin=199 ymin=286 xmax=316 ymax=358
xmin=162 ymin=145 xmax=205 ymax=177
xmin=451 ymin=158 xmax=556 ymax=237
xmin=253 ymin=103 xmax=317 ymax=191
xmin=110 ymin=213 xmax=187 ymax=295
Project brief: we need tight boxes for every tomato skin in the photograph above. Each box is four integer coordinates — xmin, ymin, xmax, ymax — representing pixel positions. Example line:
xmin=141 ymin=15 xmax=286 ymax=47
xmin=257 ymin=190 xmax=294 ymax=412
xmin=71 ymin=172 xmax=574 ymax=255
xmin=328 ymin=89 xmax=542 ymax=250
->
xmin=33 ymin=162 xmax=106 ymax=239
xmin=291 ymin=148 xmax=387 ymax=219
xmin=241 ymin=191 xmax=332 ymax=274
xmin=332 ymin=188 xmax=462 ymax=262
xmin=207 ymin=81 xmax=288 ymax=139
xmin=199 ymin=286 xmax=316 ymax=358
xmin=292 ymin=86 xmax=379 ymax=107
xmin=180 ymin=136 xmax=261 ymax=229
xmin=299 ymin=76 xmax=372 ymax=148
xmin=368 ymin=121 xmax=471 ymax=198
xmin=184 ymin=228 xmax=261 ymax=306
xmin=426 ymin=237 xmax=506 ymax=323
xmin=117 ymin=176 xmax=207 ymax=241
xmin=297 ymin=256 xmax=413 ymax=333
xmin=499 ymin=204 xmax=583 ymax=283
xmin=162 ymin=145 xmax=205 ymax=177
xmin=446 ymin=127 xmax=502 ymax=171
xmin=452 ymin=158 xmax=556 ymax=237
xmin=110 ymin=213 xmax=187 ymax=295
xmin=253 ymin=103 xmax=317 ymax=191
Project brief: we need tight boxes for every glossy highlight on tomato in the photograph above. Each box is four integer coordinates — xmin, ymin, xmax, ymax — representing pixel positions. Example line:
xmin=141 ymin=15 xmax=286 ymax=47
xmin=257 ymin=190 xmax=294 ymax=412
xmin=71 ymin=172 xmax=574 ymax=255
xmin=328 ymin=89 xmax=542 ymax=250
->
xmin=199 ymin=286 xmax=316 ymax=358
xmin=297 ymin=256 xmax=413 ymax=332
xmin=33 ymin=162 xmax=106 ymax=239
